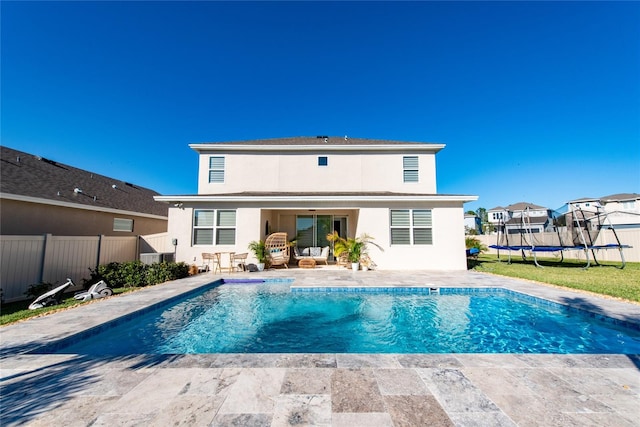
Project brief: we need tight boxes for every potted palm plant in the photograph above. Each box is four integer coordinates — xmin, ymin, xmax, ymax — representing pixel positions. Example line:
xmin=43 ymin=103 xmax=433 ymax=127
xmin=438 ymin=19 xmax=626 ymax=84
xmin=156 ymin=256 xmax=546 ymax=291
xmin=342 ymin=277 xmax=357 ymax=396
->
xmin=327 ymin=232 xmax=379 ymax=271
xmin=248 ymin=240 xmax=268 ymax=271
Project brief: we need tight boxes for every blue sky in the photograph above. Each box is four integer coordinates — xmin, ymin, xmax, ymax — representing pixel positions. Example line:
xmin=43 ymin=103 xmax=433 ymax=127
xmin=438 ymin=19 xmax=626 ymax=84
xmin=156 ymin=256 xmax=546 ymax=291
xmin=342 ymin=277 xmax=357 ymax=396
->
xmin=2 ymin=1 xmax=639 ymax=213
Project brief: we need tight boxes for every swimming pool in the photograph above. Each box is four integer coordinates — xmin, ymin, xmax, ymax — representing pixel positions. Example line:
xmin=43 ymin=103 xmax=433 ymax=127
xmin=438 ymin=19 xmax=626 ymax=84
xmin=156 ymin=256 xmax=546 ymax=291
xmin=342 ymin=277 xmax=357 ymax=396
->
xmin=44 ymin=280 xmax=640 ymax=355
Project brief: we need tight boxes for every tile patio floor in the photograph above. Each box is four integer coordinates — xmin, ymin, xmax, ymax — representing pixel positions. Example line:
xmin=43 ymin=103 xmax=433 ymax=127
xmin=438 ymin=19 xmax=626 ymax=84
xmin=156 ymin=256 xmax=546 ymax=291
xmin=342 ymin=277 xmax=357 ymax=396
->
xmin=1 ymin=268 xmax=639 ymax=426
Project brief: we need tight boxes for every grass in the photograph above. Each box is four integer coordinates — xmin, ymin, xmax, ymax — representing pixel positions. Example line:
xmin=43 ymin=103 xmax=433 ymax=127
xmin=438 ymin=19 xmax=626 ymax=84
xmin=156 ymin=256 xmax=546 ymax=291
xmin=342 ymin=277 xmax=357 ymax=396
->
xmin=470 ymin=254 xmax=640 ymax=303
xmin=0 ymin=287 xmax=137 ymax=326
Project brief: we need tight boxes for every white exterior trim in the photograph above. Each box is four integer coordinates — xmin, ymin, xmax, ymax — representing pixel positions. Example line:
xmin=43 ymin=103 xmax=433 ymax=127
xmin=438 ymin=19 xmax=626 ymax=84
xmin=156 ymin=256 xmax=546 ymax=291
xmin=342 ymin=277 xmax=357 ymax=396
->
xmin=155 ymin=194 xmax=477 ymax=203
xmin=189 ymin=143 xmax=446 ymax=153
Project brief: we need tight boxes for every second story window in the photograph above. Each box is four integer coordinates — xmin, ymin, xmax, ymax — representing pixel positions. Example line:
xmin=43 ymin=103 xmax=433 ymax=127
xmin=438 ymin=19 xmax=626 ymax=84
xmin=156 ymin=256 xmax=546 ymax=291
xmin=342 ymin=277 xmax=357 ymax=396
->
xmin=622 ymin=201 xmax=636 ymax=209
xmin=318 ymin=156 xmax=328 ymax=166
xmin=403 ymin=156 xmax=418 ymax=183
xmin=209 ymin=157 xmax=225 ymax=183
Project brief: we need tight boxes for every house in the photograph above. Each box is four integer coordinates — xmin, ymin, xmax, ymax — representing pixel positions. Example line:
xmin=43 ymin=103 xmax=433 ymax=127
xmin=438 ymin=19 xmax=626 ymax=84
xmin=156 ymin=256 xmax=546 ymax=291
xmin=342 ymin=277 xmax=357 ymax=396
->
xmin=464 ymin=213 xmax=482 ymax=235
xmin=155 ymin=136 xmax=477 ymax=270
xmin=567 ymin=193 xmax=640 ymax=230
xmin=488 ymin=202 xmax=554 ymax=235
xmin=0 ymin=146 xmax=168 ymax=236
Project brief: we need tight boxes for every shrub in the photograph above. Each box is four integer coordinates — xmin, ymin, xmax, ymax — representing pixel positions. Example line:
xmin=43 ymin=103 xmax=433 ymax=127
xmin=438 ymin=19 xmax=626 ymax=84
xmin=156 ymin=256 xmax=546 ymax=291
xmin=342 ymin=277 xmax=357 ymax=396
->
xmin=89 ymin=261 xmax=190 ymax=288
xmin=465 ymin=236 xmax=488 ymax=253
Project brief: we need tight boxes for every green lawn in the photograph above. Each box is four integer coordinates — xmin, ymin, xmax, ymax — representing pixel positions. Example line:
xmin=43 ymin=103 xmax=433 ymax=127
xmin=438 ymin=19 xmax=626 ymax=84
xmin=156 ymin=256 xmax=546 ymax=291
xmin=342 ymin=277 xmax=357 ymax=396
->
xmin=0 ymin=287 xmax=136 ymax=326
xmin=470 ymin=254 xmax=640 ymax=303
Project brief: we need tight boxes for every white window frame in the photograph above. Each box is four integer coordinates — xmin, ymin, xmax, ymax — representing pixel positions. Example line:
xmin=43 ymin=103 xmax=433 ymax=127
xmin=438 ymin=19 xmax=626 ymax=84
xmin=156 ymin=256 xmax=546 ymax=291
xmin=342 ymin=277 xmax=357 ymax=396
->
xmin=113 ymin=218 xmax=133 ymax=232
xmin=403 ymin=156 xmax=419 ymax=183
xmin=208 ymin=156 xmax=225 ymax=183
xmin=192 ymin=209 xmax=236 ymax=245
xmin=389 ymin=209 xmax=432 ymax=245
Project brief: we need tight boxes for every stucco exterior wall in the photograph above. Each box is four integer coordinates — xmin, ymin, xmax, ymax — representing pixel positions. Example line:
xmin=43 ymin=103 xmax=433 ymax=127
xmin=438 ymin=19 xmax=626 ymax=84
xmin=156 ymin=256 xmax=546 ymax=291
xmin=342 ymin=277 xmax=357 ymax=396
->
xmin=1 ymin=199 xmax=167 ymax=236
xmin=197 ymin=151 xmax=437 ymax=194
xmin=166 ymin=201 xmax=467 ymax=270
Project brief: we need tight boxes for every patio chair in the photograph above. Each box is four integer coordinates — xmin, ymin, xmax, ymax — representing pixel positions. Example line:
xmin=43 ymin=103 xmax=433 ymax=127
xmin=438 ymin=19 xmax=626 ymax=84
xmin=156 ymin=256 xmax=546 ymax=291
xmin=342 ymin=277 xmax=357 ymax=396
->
xmin=265 ymin=232 xmax=290 ymax=268
xmin=232 ymin=252 xmax=248 ymax=272
xmin=202 ymin=252 xmax=220 ymax=273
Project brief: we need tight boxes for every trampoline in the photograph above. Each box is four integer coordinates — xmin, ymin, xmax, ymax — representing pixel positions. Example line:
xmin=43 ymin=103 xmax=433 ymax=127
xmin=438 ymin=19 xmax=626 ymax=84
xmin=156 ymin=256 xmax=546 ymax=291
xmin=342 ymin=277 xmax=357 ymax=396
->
xmin=490 ymin=203 xmax=631 ymax=269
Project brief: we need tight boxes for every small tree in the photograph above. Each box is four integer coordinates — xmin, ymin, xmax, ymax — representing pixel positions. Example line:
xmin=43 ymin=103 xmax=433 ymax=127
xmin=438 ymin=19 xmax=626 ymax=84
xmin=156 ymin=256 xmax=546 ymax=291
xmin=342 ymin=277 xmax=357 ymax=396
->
xmin=248 ymin=240 xmax=269 ymax=265
xmin=327 ymin=232 xmax=382 ymax=264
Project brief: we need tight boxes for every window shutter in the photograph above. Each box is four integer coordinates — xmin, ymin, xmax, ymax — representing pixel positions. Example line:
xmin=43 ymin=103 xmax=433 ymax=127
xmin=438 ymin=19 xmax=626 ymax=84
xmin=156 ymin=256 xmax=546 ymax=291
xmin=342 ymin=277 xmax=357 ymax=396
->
xmin=403 ymin=156 xmax=418 ymax=169
xmin=194 ymin=229 xmax=213 ymax=245
xmin=209 ymin=157 xmax=224 ymax=169
xmin=391 ymin=229 xmax=411 ymax=245
xmin=216 ymin=229 xmax=236 ymax=245
xmin=412 ymin=210 xmax=432 ymax=227
xmin=194 ymin=210 xmax=214 ymax=227
xmin=391 ymin=210 xmax=410 ymax=226
xmin=217 ymin=210 xmax=236 ymax=227
xmin=413 ymin=228 xmax=433 ymax=245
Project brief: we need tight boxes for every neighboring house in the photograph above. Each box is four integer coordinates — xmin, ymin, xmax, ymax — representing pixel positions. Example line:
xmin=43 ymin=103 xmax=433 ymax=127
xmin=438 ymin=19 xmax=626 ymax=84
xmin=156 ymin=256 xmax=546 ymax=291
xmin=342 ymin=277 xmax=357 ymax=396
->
xmin=567 ymin=193 xmax=640 ymax=230
xmin=488 ymin=202 xmax=554 ymax=235
xmin=0 ymin=146 xmax=168 ymax=236
xmin=464 ymin=213 xmax=482 ymax=235
xmin=155 ymin=136 xmax=477 ymax=270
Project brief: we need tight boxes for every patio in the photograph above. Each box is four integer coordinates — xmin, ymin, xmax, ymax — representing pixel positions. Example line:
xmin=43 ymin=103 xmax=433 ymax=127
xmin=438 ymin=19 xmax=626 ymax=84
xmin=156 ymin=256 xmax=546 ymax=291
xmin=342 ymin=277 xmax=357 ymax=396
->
xmin=1 ymin=269 xmax=639 ymax=426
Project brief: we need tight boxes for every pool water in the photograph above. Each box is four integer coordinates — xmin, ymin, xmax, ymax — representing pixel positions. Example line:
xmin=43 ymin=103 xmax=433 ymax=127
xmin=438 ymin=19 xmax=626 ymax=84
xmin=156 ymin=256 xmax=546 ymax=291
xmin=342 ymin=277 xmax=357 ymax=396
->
xmin=52 ymin=282 xmax=640 ymax=355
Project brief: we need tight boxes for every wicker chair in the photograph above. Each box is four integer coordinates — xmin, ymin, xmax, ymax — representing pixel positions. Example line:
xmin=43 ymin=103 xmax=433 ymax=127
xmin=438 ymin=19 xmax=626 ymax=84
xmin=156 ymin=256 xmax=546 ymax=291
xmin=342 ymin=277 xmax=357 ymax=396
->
xmin=265 ymin=232 xmax=290 ymax=268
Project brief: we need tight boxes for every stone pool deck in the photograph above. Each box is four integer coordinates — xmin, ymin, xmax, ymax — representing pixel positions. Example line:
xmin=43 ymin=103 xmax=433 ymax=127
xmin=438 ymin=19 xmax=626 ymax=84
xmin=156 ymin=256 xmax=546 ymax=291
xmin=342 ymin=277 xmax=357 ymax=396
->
xmin=1 ymin=269 xmax=639 ymax=426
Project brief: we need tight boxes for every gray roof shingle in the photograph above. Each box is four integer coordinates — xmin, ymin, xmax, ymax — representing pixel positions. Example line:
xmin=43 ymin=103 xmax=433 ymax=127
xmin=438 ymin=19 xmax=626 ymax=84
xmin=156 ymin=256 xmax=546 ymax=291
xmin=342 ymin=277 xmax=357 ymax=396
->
xmin=1 ymin=146 xmax=168 ymax=217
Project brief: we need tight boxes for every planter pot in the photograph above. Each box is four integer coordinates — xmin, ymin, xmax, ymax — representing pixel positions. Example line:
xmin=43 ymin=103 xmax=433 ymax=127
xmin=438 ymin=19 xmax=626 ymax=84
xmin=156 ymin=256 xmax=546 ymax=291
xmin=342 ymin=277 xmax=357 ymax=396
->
xmin=257 ymin=263 xmax=265 ymax=271
xmin=351 ymin=262 xmax=359 ymax=271
xmin=362 ymin=265 xmax=369 ymax=271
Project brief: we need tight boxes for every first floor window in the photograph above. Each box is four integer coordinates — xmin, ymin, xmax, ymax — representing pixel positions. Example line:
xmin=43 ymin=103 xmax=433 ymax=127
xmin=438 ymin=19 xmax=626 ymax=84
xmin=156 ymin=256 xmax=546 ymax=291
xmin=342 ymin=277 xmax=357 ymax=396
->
xmin=193 ymin=209 xmax=236 ymax=245
xmin=113 ymin=218 xmax=133 ymax=232
xmin=390 ymin=209 xmax=432 ymax=245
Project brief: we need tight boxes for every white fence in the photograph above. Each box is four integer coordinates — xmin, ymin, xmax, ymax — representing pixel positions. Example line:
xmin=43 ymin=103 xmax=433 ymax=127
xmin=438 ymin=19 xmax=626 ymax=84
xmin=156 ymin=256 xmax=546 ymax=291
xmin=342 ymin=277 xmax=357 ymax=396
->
xmin=473 ymin=229 xmax=640 ymax=263
xmin=0 ymin=233 xmax=171 ymax=303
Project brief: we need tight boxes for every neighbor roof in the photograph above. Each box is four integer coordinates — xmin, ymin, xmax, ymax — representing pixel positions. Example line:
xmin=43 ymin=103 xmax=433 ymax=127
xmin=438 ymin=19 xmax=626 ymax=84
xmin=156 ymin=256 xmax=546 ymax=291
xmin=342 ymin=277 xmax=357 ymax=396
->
xmin=1 ymin=146 xmax=168 ymax=217
xmin=505 ymin=202 xmax=547 ymax=211
xmin=600 ymin=193 xmax=640 ymax=202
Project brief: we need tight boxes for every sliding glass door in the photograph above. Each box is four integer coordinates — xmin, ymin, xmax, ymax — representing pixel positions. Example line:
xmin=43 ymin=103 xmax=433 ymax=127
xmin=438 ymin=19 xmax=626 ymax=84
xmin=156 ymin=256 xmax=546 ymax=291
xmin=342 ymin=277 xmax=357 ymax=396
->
xmin=296 ymin=215 xmax=333 ymax=247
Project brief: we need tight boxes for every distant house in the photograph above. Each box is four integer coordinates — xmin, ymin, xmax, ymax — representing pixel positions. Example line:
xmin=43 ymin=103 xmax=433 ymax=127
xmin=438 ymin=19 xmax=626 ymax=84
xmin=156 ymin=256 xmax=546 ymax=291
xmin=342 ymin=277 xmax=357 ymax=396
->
xmin=567 ymin=193 xmax=640 ymax=230
xmin=155 ymin=136 xmax=477 ymax=270
xmin=487 ymin=202 xmax=554 ymax=235
xmin=0 ymin=146 xmax=168 ymax=236
xmin=464 ymin=213 xmax=482 ymax=234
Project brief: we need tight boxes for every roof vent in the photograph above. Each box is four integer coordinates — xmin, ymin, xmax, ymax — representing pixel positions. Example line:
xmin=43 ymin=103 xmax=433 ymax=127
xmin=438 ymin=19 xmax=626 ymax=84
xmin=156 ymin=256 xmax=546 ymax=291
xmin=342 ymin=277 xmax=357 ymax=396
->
xmin=112 ymin=184 xmax=118 ymax=189
xmin=344 ymin=135 xmax=348 ymax=141
xmin=16 ymin=156 xmax=20 ymax=163
xmin=74 ymin=188 xmax=82 ymax=194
